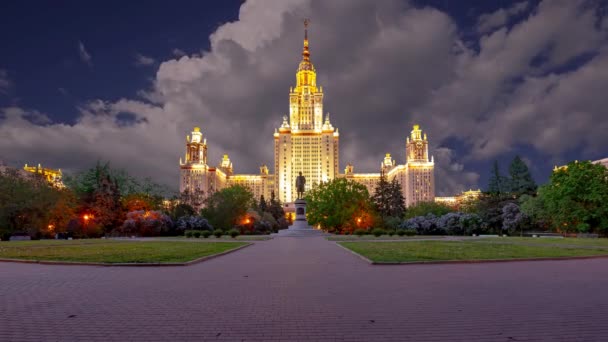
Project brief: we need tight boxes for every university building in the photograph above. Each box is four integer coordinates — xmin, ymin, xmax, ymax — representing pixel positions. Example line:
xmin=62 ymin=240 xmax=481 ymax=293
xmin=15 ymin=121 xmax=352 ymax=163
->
xmin=179 ymin=23 xmax=434 ymax=208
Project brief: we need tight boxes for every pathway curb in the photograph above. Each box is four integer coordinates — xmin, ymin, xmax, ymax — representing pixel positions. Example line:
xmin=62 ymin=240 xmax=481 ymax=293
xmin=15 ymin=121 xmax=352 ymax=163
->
xmin=0 ymin=242 xmax=252 ymax=267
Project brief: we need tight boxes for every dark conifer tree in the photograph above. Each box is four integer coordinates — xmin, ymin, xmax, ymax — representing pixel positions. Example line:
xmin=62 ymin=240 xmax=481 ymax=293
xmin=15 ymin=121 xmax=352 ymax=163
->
xmin=508 ymin=156 xmax=537 ymax=195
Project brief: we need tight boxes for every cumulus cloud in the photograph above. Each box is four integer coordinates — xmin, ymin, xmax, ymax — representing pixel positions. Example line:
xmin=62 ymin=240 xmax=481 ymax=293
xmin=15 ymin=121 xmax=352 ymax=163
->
xmin=434 ymin=148 xmax=480 ymax=195
xmin=78 ymin=41 xmax=92 ymax=66
xmin=172 ymin=48 xmax=186 ymax=57
xmin=416 ymin=0 xmax=608 ymax=161
xmin=0 ymin=69 xmax=12 ymax=94
xmin=134 ymin=53 xmax=155 ymax=66
xmin=477 ymin=1 xmax=529 ymax=34
xmin=1 ymin=0 xmax=606 ymax=195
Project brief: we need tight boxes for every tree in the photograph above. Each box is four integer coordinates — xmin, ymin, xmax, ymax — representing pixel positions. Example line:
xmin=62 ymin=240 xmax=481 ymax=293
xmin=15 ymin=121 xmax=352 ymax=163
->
xmin=539 ymin=161 xmax=608 ymax=233
xmin=267 ymin=191 xmax=288 ymax=229
xmin=258 ymin=195 xmax=268 ymax=213
xmin=180 ymin=188 xmax=205 ymax=209
xmin=404 ymin=201 xmax=453 ymax=219
xmin=487 ymin=160 xmax=507 ymax=194
xmin=474 ymin=193 xmax=516 ymax=234
xmin=0 ymin=168 xmax=77 ymax=239
xmin=122 ymin=193 xmax=157 ymax=212
xmin=89 ymin=173 xmax=122 ymax=233
xmin=201 ymin=185 xmax=254 ymax=231
xmin=519 ymin=194 xmax=551 ymax=231
xmin=372 ymin=171 xmax=406 ymax=221
xmin=508 ymin=156 xmax=536 ymax=195
xmin=305 ymin=178 xmax=374 ymax=233
xmin=171 ymin=203 xmax=196 ymax=221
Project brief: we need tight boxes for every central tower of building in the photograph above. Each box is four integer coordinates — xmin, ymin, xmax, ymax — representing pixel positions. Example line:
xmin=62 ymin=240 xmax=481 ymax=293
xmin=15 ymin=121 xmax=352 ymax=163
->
xmin=274 ymin=20 xmax=339 ymax=203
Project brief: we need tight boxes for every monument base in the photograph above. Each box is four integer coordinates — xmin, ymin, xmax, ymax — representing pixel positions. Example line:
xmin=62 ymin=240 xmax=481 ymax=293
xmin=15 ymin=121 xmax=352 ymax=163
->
xmin=275 ymin=199 xmax=325 ymax=237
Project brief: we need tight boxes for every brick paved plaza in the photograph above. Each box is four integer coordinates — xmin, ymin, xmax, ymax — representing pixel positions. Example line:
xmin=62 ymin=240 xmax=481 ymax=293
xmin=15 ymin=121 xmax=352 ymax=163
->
xmin=2 ymin=236 xmax=608 ymax=342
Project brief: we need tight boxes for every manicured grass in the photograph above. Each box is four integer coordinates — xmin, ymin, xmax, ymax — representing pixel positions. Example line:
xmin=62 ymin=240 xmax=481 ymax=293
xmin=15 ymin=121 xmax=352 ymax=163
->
xmin=174 ymin=235 xmax=272 ymax=241
xmin=339 ymin=240 xmax=608 ymax=263
xmin=0 ymin=239 xmax=118 ymax=247
xmin=327 ymin=235 xmax=444 ymax=241
xmin=0 ymin=240 xmax=247 ymax=264
xmin=481 ymin=237 xmax=608 ymax=247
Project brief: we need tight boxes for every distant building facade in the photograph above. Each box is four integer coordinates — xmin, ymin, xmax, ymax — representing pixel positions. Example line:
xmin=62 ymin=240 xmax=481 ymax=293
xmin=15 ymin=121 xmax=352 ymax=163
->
xmin=179 ymin=22 xmax=434 ymax=207
xmin=435 ymin=189 xmax=482 ymax=209
xmin=23 ymin=163 xmax=64 ymax=188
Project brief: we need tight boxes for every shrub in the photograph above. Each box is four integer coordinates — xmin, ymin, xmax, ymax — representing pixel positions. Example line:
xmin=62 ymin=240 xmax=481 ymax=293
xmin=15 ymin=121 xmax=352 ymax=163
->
xmin=387 ymin=230 xmax=395 ymax=236
xmin=228 ymin=229 xmax=239 ymax=238
xmin=372 ymin=228 xmax=385 ymax=237
xmin=117 ymin=210 xmax=173 ymax=237
xmin=396 ymin=230 xmax=406 ymax=236
xmin=176 ymin=215 xmax=213 ymax=232
xmin=383 ymin=216 xmax=403 ymax=231
xmin=185 ymin=230 xmax=193 ymax=238
xmin=404 ymin=228 xmax=417 ymax=236
xmin=354 ymin=229 xmax=366 ymax=237
xmin=193 ymin=231 xmax=201 ymax=238
xmin=202 ymin=230 xmax=211 ymax=238
xmin=213 ymin=229 xmax=223 ymax=238
xmin=400 ymin=214 xmax=445 ymax=235
xmin=460 ymin=213 xmax=483 ymax=235
xmin=437 ymin=212 xmax=465 ymax=235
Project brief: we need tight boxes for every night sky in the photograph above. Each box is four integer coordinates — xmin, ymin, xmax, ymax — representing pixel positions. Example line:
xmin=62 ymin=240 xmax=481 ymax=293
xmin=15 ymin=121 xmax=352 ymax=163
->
xmin=1 ymin=0 xmax=607 ymax=195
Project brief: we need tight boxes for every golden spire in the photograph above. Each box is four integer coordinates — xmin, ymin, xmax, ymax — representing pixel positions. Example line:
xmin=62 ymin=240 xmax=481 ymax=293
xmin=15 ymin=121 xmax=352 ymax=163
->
xmin=302 ymin=18 xmax=310 ymax=62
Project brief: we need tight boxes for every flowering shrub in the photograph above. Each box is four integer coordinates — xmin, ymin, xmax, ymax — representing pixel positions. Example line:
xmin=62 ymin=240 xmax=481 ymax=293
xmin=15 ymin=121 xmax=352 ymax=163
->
xmin=437 ymin=212 xmax=465 ymax=235
xmin=502 ymin=203 xmax=528 ymax=234
xmin=176 ymin=215 xmax=213 ymax=231
xmin=117 ymin=210 xmax=172 ymax=236
xmin=400 ymin=214 xmax=445 ymax=235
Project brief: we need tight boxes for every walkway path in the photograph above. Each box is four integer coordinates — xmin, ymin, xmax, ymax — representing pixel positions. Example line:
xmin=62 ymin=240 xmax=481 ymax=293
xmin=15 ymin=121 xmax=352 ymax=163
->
xmin=2 ymin=236 xmax=608 ymax=341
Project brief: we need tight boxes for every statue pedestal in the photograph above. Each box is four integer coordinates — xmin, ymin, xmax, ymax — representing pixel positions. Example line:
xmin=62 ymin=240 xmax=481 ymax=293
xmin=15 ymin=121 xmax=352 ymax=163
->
xmin=276 ymin=199 xmax=324 ymax=237
xmin=294 ymin=199 xmax=307 ymax=222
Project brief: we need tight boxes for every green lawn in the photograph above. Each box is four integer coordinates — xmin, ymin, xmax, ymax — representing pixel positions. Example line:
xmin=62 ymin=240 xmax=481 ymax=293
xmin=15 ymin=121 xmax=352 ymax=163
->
xmin=339 ymin=240 xmax=608 ymax=263
xmin=0 ymin=240 xmax=247 ymax=264
xmin=173 ymin=235 xmax=272 ymax=241
xmin=327 ymin=235 xmax=444 ymax=241
xmin=481 ymin=237 xmax=608 ymax=247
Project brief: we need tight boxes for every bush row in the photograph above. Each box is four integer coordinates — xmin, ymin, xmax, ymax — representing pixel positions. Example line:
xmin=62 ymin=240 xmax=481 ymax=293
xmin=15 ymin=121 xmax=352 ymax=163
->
xmin=185 ymin=229 xmax=240 ymax=238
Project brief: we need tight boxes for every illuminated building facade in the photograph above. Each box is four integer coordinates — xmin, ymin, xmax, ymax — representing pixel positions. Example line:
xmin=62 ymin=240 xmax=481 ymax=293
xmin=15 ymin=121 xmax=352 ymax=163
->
xmin=342 ymin=125 xmax=435 ymax=207
xmin=179 ymin=22 xmax=434 ymax=207
xmin=553 ymin=158 xmax=608 ymax=172
xmin=435 ymin=189 xmax=482 ymax=209
xmin=23 ymin=163 xmax=64 ymax=188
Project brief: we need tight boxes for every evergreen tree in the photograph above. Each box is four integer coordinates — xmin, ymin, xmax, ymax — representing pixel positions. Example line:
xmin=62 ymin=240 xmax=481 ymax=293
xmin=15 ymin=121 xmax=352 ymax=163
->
xmin=371 ymin=170 xmax=391 ymax=217
xmin=388 ymin=178 xmax=406 ymax=217
xmin=259 ymin=195 xmax=268 ymax=213
xmin=487 ymin=160 xmax=504 ymax=194
xmin=267 ymin=191 xmax=283 ymax=219
xmin=508 ymin=156 xmax=536 ymax=195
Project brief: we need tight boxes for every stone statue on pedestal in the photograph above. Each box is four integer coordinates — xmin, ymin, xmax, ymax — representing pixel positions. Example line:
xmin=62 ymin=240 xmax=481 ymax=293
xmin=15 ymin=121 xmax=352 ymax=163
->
xmin=295 ymin=172 xmax=306 ymax=199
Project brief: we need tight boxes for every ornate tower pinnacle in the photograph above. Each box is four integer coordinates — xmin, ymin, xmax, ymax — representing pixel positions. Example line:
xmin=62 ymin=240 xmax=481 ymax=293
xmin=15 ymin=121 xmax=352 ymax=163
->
xmin=302 ymin=18 xmax=310 ymax=62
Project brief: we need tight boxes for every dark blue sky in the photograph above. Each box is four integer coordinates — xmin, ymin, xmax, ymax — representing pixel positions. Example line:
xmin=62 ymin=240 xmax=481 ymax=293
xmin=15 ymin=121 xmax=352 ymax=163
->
xmin=0 ymin=0 xmax=605 ymax=192
xmin=0 ymin=0 xmax=243 ymax=123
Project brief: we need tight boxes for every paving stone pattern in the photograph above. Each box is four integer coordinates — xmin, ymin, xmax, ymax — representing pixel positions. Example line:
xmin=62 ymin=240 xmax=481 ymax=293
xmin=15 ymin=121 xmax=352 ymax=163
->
xmin=2 ymin=236 xmax=608 ymax=341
